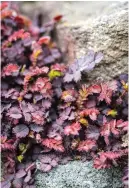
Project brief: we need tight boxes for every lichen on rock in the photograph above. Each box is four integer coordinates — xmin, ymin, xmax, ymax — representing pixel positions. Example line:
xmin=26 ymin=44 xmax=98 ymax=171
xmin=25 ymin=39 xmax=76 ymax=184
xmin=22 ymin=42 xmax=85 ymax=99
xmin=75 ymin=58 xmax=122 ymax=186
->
xmin=35 ymin=161 xmax=123 ymax=188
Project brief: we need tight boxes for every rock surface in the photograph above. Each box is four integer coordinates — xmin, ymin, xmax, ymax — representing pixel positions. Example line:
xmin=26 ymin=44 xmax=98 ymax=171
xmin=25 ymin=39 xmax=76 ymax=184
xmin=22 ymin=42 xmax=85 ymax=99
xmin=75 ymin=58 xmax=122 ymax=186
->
xmin=58 ymin=3 xmax=128 ymax=83
xmin=35 ymin=161 xmax=123 ymax=188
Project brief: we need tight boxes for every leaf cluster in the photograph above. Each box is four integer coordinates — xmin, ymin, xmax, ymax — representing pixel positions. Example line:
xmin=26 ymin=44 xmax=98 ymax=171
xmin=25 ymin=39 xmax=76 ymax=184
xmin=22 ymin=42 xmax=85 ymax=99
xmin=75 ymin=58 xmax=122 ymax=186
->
xmin=1 ymin=2 xmax=128 ymax=188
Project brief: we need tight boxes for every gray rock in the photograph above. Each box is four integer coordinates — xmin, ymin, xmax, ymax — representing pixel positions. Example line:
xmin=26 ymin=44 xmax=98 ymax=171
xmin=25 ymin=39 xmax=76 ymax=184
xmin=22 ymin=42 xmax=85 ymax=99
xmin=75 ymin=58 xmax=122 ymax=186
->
xmin=19 ymin=1 xmax=127 ymax=24
xmin=35 ymin=161 xmax=123 ymax=188
xmin=58 ymin=3 xmax=128 ymax=83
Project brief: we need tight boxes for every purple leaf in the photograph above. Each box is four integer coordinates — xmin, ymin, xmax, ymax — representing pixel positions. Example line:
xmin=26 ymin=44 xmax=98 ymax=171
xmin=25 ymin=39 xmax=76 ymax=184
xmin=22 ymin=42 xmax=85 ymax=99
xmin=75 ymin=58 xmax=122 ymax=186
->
xmin=44 ymin=55 xmax=54 ymax=64
xmin=24 ymin=170 xmax=31 ymax=183
xmin=33 ymin=94 xmax=43 ymax=102
xmin=23 ymin=38 xmax=32 ymax=47
xmin=59 ymin=156 xmax=72 ymax=165
xmin=51 ymin=159 xmax=58 ymax=167
xmin=1 ymin=181 xmax=11 ymax=188
xmin=1 ymin=103 xmax=11 ymax=113
xmin=30 ymin=124 xmax=43 ymax=132
xmin=86 ymin=125 xmax=100 ymax=140
xmin=55 ymin=88 xmax=62 ymax=98
xmin=38 ymin=155 xmax=52 ymax=164
xmin=16 ymin=169 xmax=26 ymax=179
xmin=13 ymin=124 xmax=29 ymax=138
xmin=24 ymin=94 xmax=32 ymax=100
xmin=24 ymin=112 xmax=32 ymax=122
xmin=8 ymin=107 xmax=22 ymax=119
xmin=63 ymin=73 xmax=73 ymax=83
xmin=64 ymin=50 xmax=103 ymax=82
xmin=85 ymin=100 xmax=96 ymax=108
xmin=42 ymin=100 xmax=51 ymax=109
xmin=68 ymin=112 xmax=75 ymax=120
xmin=25 ymin=162 xmax=36 ymax=172
xmin=39 ymin=163 xmax=52 ymax=172
xmin=73 ymin=71 xmax=81 ymax=82
xmin=94 ymin=52 xmax=103 ymax=64
xmin=12 ymin=178 xmax=23 ymax=188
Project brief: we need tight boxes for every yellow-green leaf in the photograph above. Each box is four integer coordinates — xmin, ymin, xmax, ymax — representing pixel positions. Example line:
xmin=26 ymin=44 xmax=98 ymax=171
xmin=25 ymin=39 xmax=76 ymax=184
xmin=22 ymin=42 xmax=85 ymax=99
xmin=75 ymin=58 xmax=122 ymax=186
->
xmin=20 ymin=65 xmax=26 ymax=73
xmin=79 ymin=118 xmax=88 ymax=126
xmin=17 ymin=155 xmax=24 ymax=163
xmin=48 ymin=70 xmax=63 ymax=80
xmin=107 ymin=109 xmax=117 ymax=117
xmin=19 ymin=143 xmax=26 ymax=152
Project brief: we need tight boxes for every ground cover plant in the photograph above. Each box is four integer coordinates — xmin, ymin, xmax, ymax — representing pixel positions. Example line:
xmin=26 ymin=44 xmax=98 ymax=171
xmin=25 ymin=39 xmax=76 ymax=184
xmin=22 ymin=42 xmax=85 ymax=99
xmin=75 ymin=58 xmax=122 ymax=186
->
xmin=1 ymin=2 xmax=128 ymax=188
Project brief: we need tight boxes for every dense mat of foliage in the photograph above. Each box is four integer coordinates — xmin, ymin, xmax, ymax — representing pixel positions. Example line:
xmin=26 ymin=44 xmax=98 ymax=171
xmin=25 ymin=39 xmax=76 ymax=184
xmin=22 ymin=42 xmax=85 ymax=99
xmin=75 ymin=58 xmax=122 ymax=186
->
xmin=1 ymin=2 xmax=128 ymax=188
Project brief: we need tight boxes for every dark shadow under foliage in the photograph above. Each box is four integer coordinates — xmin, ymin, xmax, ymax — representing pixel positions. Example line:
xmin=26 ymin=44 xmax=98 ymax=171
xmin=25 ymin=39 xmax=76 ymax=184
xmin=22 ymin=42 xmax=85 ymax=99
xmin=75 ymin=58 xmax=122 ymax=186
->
xmin=1 ymin=2 xmax=128 ymax=188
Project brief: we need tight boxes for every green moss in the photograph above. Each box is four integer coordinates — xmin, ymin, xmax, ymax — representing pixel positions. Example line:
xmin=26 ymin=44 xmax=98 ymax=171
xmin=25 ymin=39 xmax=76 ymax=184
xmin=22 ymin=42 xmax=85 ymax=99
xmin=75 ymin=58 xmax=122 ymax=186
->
xmin=35 ymin=161 xmax=123 ymax=188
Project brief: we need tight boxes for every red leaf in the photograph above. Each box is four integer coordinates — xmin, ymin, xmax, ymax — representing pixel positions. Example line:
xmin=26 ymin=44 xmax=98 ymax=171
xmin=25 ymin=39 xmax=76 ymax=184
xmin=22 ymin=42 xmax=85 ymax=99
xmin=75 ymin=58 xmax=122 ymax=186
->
xmin=98 ymin=81 xmax=117 ymax=104
xmin=98 ymin=83 xmax=112 ymax=104
xmin=51 ymin=63 xmax=66 ymax=72
xmin=61 ymin=89 xmax=78 ymax=102
xmin=0 ymin=2 xmax=9 ymax=10
xmin=31 ymin=111 xmax=45 ymax=125
xmin=101 ymin=119 xmax=120 ymax=145
xmin=117 ymin=120 xmax=128 ymax=131
xmin=2 ymin=64 xmax=20 ymax=77
xmin=38 ymin=36 xmax=50 ymax=45
xmin=30 ymin=77 xmax=52 ymax=96
xmin=94 ymin=155 xmax=111 ymax=169
xmin=102 ymin=151 xmax=123 ymax=160
xmin=8 ymin=29 xmax=30 ymax=42
xmin=94 ymin=150 xmax=127 ymax=169
xmin=42 ymin=138 xmax=65 ymax=152
xmin=53 ymin=15 xmax=63 ymax=22
xmin=88 ymin=84 xmax=101 ymax=94
xmin=80 ymin=108 xmax=99 ymax=121
xmin=64 ymin=122 xmax=81 ymax=136
xmin=77 ymin=139 xmax=96 ymax=152
xmin=0 ymin=136 xmax=15 ymax=151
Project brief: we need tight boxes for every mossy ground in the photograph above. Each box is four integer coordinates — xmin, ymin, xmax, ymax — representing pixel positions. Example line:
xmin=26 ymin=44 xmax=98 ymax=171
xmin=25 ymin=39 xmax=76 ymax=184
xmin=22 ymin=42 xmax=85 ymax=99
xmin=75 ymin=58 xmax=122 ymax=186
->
xmin=35 ymin=161 xmax=123 ymax=188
